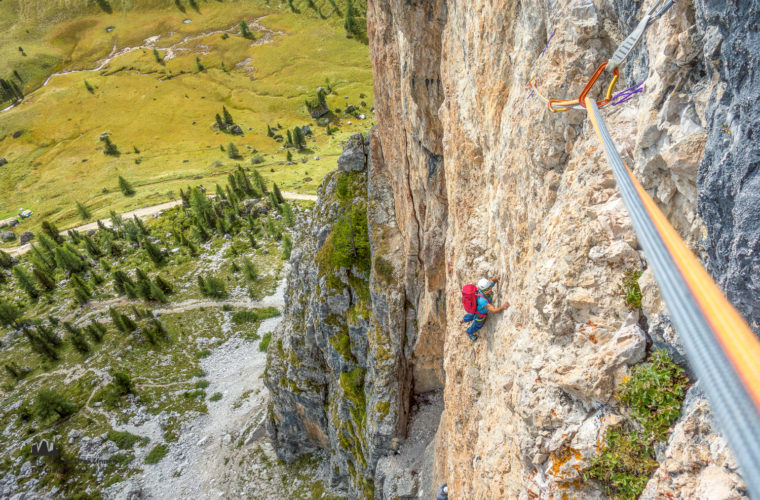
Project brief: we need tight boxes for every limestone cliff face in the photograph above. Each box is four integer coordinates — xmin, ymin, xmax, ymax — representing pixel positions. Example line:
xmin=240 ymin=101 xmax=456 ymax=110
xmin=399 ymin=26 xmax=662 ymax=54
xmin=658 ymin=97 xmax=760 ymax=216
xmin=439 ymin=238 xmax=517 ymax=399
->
xmin=267 ymin=0 xmax=759 ymax=498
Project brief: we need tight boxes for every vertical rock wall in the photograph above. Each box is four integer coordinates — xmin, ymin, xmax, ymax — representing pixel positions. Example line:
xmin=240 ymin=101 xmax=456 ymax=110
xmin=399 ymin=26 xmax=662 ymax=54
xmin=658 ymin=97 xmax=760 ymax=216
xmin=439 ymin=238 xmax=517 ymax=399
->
xmin=365 ymin=0 xmax=758 ymax=497
xmin=268 ymin=0 xmax=760 ymax=498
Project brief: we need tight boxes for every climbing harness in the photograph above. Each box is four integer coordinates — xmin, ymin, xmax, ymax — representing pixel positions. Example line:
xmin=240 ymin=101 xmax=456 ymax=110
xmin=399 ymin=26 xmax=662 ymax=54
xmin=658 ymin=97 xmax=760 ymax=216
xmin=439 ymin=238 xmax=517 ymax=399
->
xmin=586 ymin=97 xmax=760 ymax=499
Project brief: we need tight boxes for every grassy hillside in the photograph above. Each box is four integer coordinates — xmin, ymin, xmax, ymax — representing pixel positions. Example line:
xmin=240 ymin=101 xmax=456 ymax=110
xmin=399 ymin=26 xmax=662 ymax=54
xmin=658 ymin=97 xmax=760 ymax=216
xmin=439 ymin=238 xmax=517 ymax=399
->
xmin=0 ymin=0 xmax=373 ymax=239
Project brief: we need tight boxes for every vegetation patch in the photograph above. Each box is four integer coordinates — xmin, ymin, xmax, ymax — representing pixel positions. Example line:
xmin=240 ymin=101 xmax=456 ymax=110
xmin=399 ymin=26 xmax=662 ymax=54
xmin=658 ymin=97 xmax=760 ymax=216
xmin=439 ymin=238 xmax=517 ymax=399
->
xmin=107 ymin=430 xmax=140 ymax=450
xmin=144 ymin=444 xmax=169 ymax=465
xmin=620 ymin=268 xmax=643 ymax=311
xmin=584 ymin=349 xmax=688 ymax=499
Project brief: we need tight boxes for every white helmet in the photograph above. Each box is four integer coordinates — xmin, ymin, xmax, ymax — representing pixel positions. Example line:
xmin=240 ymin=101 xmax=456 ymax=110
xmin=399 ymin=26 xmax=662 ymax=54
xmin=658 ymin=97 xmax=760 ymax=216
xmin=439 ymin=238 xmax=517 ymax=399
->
xmin=477 ymin=278 xmax=492 ymax=291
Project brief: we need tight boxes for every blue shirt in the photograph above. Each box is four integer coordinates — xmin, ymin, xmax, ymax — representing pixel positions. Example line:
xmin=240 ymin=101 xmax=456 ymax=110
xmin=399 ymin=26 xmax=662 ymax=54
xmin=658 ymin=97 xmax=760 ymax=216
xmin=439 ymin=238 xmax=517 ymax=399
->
xmin=477 ymin=295 xmax=491 ymax=315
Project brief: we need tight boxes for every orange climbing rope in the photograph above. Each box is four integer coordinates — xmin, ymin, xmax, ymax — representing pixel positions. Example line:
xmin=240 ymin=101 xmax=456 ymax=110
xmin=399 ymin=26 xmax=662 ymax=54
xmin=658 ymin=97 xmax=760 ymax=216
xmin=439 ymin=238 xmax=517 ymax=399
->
xmin=586 ymin=96 xmax=760 ymax=497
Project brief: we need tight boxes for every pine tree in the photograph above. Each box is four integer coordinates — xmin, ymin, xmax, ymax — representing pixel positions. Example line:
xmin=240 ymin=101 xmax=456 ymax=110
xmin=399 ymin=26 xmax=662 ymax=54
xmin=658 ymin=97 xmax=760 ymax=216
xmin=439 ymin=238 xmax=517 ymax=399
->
xmin=23 ymin=328 xmax=59 ymax=361
xmin=286 ymin=129 xmax=293 ymax=147
xmin=68 ymin=229 xmax=82 ymax=244
xmin=143 ymin=239 xmax=165 ymax=266
xmin=293 ymin=126 xmax=306 ymax=150
xmin=32 ymin=264 xmax=56 ymax=292
xmin=251 ymin=170 xmax=268 ymax=194
xmin=83 ymin=235 xmax=102 ymax=259
xmin=273 ymin=183 xmax=285 ymax=204
xmin=149 ymin=281 xmax=167 ymax=303
xmin=286 ymin=150 xmax=293 ymax=162
xmin=84 ymin=80 xmax=95 ymax=94
xmin=228 ymin=142 xmax=241 ymax=159
xmin=109 ymin=307 xmax=126 ymax=332
xmin=0 ymin=300 xmax=21 ymax=327
xmin=215 ymin=113 xmax=226 ymax=130
xmin=118 ymin=176 xmax=135 ymax=196
xmin=42 ymin=221 xmax=63 ymax=245
xmin=0 ymin=250 xmax=13 ymax=269
xmin=243 ymin=258 xmax=258 ymax=281
xmin=34 ymin=390 xmax=76 ymax=421
xmin=266 ymin=124 xmax=274 ymax=137
xmin=281 ymin=201 xmax=295 ymax=227
xmin=76 ymin=201 xmax=91 ymax=220
xmin=54 ymin=246 xmax=86 ymax=273
xmin=154 ymin=275 xmax=174 ymax=295
xmin=64 ymin=322 xmax=90 ymax=354
xmin=223 ymin=106 xmax=234 ymax=126
xmin=344 ymin=0 xmax=356 ymax=36
xmin=13 ymin=266 xmax=39 ymax=300
xmin=282 ymin=233 xmax=293 ymax=259
xmin=103 ymin=136 xmax=119 ymax=156
xmin=196 ymin=56 xmax=204 ymax=71
xmin=240 ymin=20 xmax=253 ymax=39
xmin=37 ymin=324 xmax=62 ymax=346
xmin=153 ymin=48 xmax=162 ymax=63
xmin=70 ymin=274 xmax=92 ymax=306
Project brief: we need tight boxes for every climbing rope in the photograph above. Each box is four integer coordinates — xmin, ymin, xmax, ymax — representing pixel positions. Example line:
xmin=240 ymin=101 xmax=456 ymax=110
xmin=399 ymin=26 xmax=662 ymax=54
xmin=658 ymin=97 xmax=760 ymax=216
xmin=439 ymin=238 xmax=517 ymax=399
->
xmin=586 ymin=97 xmax=760 ymax=499
xmin=525 ymin=0 xmax=760 ymax=494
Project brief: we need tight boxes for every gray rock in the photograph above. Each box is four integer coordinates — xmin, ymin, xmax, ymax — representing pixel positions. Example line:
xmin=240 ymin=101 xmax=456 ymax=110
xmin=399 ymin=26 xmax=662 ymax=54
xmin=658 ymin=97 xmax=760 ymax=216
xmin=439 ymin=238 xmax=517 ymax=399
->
xmin=19 ymin=231 xmax=34 ymax=244
xmin=1 ymin=231 xmax=16 ymax=242
xmin=301 ymin=125 xmax=312 ymax=136
xmin=696 ymin=0 xmax=760 ymax=333
xmin=0 ymin=158 xmax=7 ymax=166
xmin=230 ymin=125 xmax=244 ymax=136
xmin=337 ymin=134 xmax=368 ymax=172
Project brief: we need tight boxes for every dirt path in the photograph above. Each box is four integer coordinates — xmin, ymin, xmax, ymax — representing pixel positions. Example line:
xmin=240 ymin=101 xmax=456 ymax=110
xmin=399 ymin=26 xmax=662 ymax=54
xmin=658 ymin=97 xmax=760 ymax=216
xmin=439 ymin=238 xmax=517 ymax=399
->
xmin=6 ymin=191 xmax=315 ymax=258
xmin=104 ymin=275 xmax=288 ymax=499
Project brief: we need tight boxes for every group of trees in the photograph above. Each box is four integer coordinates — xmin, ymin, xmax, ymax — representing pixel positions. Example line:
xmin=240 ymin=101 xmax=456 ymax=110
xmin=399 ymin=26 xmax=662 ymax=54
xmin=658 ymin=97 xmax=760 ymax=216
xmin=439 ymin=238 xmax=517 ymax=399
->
xmin=286 ymin=126 xmax=308 ymax=150
xmin=1 ymin=76 xmax=23 ymax=104
xmin=215 ymin=106 xmax=240 ymax=134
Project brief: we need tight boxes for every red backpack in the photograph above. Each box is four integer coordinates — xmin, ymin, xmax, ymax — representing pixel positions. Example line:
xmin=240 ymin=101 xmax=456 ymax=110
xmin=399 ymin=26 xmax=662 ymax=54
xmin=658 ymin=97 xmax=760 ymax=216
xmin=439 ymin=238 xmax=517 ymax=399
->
xmin=461 ymin=284 xmax=480 ymax=314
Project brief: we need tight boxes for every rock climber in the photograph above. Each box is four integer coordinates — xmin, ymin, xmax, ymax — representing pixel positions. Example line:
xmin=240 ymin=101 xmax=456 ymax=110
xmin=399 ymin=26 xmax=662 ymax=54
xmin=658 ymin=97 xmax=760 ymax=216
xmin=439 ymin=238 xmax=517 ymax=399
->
xmin=461 ymin=276 xmax=510 ymax=341
xmin=436 ymin=482 xmax=448 ymax=500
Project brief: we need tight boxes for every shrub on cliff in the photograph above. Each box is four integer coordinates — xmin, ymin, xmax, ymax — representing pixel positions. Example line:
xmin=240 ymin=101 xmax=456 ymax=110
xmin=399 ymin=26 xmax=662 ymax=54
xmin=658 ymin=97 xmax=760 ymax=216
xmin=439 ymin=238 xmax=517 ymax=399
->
xmin=584 ymin=350 xmax=688 ymax=499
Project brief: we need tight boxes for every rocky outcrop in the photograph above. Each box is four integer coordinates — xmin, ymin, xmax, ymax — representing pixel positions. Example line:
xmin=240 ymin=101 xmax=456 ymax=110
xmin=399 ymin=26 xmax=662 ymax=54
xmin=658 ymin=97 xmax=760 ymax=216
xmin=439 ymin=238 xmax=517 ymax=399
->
xmin=266 ymin=133 xmax=414 ymax=498
xmin=269 ymin=0 xmax=759 ymax=497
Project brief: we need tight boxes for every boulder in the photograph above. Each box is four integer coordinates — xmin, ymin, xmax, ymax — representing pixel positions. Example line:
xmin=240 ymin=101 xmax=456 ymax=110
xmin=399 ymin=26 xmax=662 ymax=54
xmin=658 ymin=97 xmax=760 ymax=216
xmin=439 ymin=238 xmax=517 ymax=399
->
xmin=0 ymin=218 xmax=18 ymax=229
xmin=1 ymin=231 xmax=16 ymax=242
xmin=230 ymin=125 xmax=244 ymax=136
xmin=337 ymin=133 xmax=367 ymax=172
xmin=19 ymin=231 xmax=34 ymax=244
xmin=0 ymin=158 xmax=7 ymax=166
xmin=301 ymin=125 xmax=312 ymax=136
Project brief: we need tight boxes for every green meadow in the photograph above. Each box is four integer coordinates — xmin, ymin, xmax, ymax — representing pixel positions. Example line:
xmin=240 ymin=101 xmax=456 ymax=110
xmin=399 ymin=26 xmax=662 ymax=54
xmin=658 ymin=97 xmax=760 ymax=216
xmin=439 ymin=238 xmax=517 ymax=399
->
xmin=0 ymin=0 xmax=373 ymax=237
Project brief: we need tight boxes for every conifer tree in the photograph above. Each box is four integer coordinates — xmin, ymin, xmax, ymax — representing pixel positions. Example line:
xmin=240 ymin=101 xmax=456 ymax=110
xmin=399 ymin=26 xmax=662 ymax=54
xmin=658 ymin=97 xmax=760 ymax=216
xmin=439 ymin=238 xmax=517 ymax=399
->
xmin=223 ymin=106 xmax=234 ymax=126
xmin=215 ymin=113 xmax=226 ymax=130
xmin=243 ymin=258 xmax=258 ymax=281
xmin=42 ymin=221 xmax=63 ymax=245
xmin=23 ymin=328 xmax=59 ymax=361
xmin=76 ymin=201 xmax=91 ymax=220
xmin=281 ymin=201 xmax=295 ymax=227
xmin=70 ymin=274 xmax=92 ymax=306
xmin=143 ymin=239 xmax=165 ymax=266
xmin=109 ymin=307 xmax=126 ymax=332
xmin=286 ymin=129 xmax=293 ymax=147
xmin=282 ymin=233 xmax=293 ymax=259
xmin=68 ymin=229 xmax=82 ymax=244
xmin=196 ymin=56 xmax=204 ymax=72
xmin=83 ymin=235 xmax=102 ymax=258
xmin=37 ymin=324 xmax=62 ymax=346
xmin=64 ymin=322 xmax=90 ymax=354
xmin=240 ymin=20 xmax=253 ymax=39
xmin=34 ymin=390 xmax=75 ymax=421
xmin=266 ymin=124 xmax=274 ymax=137
xmin=149 ymin=281 xmax=167 ymax=303
xmin=154 ymin=275 xmax=173 ymax=295
xmin=33 ymin=264 xmax=56 ymax=292
xmin=103 ymin=136 xmax=119 ymax=156
xmin=153 ymin=48 xmax=162 ymax=63
xmin=0 ymin=300 xmax=21 ymax=327
xmin=345 ymin=0 xmax=356 ymax=36
xmin=293 ymin=126 xmax=306 ymax=150
xmin=0 ymin=250 xmax=13 ymax=269
xmin=54 ymin=246 xmax=86 ymax=274
xmin=228 ymin=142 xmax=241 ymax=159
xmin=286 ymin=150 xmax=293 ymax=162
xmin=13 ymin=266 xmax=39 ymax=300
xmin=118 ymin=176 xmax=135 ymax=196
xmin=273 ymin=183 xmax=285 ymax=204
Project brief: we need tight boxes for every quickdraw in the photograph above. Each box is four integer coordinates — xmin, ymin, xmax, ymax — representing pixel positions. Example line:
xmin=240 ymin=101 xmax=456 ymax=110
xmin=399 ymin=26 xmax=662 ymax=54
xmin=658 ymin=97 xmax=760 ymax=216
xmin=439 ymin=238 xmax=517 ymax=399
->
xmin=546 ymin=62 xmax=620 ymax=113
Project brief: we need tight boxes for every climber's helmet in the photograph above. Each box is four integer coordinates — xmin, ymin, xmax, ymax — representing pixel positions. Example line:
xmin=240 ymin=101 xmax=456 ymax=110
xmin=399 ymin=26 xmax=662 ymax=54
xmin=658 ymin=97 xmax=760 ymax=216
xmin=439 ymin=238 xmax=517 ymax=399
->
xmin=477 ymin=278 xmax=493 ymax=292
